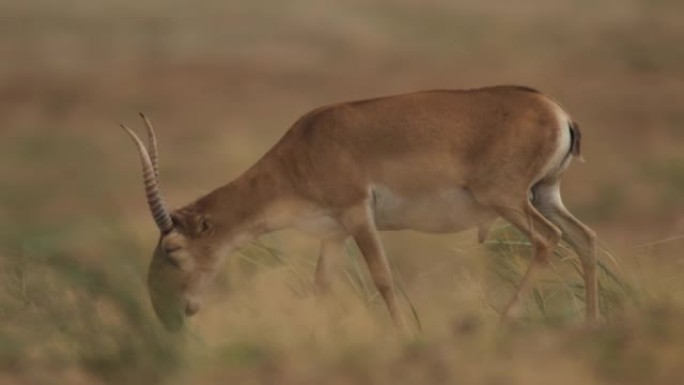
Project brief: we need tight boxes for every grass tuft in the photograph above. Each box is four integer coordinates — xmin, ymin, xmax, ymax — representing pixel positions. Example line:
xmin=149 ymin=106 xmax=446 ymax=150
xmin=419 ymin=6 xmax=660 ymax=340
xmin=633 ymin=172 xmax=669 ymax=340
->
xmin=484 ymin=225 xmax=637 ymax=323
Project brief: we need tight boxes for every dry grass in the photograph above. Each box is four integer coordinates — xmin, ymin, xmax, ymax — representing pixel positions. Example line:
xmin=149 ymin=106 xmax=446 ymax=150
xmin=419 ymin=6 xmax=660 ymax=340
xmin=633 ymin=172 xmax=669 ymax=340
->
xmin=1 ymin=0 xmax=683 ymax=384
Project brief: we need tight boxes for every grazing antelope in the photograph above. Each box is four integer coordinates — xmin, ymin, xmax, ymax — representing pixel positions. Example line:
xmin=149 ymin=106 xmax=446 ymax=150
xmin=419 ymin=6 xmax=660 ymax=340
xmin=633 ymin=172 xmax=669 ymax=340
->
xmin=121 ymin=86 xmax=597 ymax=331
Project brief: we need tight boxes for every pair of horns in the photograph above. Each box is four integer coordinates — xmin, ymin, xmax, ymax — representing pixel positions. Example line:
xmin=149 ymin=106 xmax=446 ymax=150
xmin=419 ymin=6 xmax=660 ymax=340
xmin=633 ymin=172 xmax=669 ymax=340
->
xmin=120 ymin=114 xmax=174 ymax=233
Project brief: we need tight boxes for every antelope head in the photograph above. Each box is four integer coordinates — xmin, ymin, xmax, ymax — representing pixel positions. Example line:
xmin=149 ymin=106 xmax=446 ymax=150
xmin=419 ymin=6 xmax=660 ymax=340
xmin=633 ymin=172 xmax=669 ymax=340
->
xmin=121 ymin=115 xmax=219 ymax=331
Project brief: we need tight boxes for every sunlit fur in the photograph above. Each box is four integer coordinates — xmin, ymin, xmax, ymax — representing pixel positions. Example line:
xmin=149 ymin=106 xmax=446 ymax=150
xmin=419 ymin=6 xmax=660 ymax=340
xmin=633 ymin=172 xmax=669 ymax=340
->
xmin=128 ymin=86 xmax=597 ymax=331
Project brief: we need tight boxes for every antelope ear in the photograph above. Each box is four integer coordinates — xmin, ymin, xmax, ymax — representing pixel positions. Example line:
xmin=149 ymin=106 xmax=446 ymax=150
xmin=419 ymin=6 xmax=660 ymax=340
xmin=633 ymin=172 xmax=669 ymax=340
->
xmin=186 ymin=213 xmax=213 ymax=236
xmin=198 ymin=215 xmax=213 ymax=235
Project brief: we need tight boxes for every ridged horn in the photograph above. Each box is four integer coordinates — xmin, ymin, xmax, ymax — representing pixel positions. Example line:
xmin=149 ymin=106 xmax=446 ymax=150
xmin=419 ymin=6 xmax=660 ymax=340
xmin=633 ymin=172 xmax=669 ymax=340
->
xmin=120 ymin=121 xmax=174 ymax=233
xmin=140 ymin=113 xmax=159 ymax=181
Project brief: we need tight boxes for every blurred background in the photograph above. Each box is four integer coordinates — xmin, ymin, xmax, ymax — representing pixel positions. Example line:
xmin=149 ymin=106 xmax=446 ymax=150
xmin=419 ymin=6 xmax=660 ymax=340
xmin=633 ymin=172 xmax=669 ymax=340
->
xmin=1 ymin=0 xmax=683 ymax=384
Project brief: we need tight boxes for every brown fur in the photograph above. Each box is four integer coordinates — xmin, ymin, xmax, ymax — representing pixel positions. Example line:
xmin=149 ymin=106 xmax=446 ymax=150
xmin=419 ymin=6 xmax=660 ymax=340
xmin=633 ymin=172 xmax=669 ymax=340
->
xmin=128 ymin=85 xmax=597 ymax=331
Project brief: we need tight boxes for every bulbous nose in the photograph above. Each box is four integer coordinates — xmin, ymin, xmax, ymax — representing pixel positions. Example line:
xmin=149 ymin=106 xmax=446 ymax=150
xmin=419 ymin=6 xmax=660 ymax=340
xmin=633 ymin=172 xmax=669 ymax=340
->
xmin=185 ymin=299 xmax=201 ymax=316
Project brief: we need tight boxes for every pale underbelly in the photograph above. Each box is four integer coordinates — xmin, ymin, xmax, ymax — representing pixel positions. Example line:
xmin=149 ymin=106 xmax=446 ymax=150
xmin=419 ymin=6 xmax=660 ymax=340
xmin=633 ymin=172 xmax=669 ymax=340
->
xmin=370 ymin=185 xmax=497 ymax=233
xmin=292 ymin=185 xmax=498 ymax=238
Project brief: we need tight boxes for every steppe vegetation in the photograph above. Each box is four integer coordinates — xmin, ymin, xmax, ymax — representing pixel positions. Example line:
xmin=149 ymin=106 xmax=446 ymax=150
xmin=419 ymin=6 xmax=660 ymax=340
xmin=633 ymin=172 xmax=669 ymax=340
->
xmin=1 ymin=0 xmax=683 ymax=383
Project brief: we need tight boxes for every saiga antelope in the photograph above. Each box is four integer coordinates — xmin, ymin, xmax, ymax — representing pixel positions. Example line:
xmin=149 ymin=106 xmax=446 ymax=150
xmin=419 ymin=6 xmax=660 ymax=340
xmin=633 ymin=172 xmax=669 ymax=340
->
xmin=121 ymin=86 xmax=597 ymax=331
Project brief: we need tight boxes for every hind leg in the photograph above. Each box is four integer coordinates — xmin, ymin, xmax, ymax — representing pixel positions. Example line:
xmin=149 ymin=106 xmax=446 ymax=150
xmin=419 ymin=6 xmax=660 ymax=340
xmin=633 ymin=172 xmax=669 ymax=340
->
xmin=470 ymin=177 xmax=563 ymax=322
xmin=478 ymin=196 xmax=562 ymax=322
xmin=532 ymin=181 xmax=599 ymax=322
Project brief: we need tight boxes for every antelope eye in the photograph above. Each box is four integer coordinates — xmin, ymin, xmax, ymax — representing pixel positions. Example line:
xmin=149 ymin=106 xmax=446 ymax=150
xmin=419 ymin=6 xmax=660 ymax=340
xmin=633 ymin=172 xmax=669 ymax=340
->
xmin=165 ymin=248 xmax=186 ymax=267
xmin=163 ymin=245 xmax=184 ymax=268
xmin=161 ymin=232 xmax=186 ymax=254
xmin=163 ymin=246 xmax=192 ymax=271
xmin=164 ymin=244 xmax=183 ymax=253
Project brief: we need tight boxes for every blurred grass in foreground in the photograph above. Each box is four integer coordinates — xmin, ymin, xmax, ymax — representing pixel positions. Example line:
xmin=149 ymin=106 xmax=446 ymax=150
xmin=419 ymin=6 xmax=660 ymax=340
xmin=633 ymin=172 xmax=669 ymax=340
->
xmin=2 ymin=225 xmax=684 ymax=385
xmin=0 ymin=231 xmax=183 ymax=384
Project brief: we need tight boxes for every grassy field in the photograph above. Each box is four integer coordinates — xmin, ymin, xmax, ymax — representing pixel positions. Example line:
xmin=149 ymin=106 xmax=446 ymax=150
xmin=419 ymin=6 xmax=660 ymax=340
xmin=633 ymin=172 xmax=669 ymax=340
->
xmin=1 ymin=0 xmax=683 ymax=383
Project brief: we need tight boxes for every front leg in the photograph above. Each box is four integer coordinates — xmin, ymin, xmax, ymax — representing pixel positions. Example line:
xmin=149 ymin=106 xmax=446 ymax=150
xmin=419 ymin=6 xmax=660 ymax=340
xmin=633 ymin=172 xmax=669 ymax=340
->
xmin=314 ymin=238 xmax=348 ymax=294
xmin=341 ymin=204 xmax=406 ymax=328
